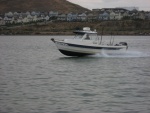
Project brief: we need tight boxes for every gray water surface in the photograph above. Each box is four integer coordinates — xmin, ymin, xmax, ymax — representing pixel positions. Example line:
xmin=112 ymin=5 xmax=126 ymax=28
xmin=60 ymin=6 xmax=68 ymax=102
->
xmin=0 ymin=36 xmax=150 ymax=113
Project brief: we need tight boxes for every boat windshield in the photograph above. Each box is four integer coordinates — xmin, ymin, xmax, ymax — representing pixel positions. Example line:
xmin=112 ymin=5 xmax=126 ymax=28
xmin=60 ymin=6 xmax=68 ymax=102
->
xmin=74 ymin=33 xmax=99 ymax=41
xmin=87 ymin=34 xmax=99 ymax=41
xmin=74 ymin=34 xmax=84 ymax=39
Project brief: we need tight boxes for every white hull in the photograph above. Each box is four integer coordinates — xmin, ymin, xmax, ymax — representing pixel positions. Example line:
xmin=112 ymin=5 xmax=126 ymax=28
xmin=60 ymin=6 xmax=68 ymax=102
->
xmin=54 ymin=40 xmax=127 ymax=56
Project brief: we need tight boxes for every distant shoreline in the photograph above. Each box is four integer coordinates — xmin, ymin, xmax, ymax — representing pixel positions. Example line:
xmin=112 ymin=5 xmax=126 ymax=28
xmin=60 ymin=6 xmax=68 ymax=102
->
xmin=1 ymin=20 xmax=150 ymax=36
xmin=1 ymin=33 xmax=150 ymax=36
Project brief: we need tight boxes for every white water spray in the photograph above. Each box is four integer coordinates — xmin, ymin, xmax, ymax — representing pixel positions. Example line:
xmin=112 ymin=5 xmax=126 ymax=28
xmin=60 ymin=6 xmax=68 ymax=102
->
xmin=92 ymin=50 xmax=150 ymax=58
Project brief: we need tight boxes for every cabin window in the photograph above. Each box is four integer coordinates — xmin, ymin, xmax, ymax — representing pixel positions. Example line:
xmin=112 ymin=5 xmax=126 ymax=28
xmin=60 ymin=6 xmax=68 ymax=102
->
xmin=85 ymin=34 xmax=90 ymax=40
xmin=89 ymin=34 xmax=99 ymax=41
xmin=74 ymin=34 xmax=83 ymax=39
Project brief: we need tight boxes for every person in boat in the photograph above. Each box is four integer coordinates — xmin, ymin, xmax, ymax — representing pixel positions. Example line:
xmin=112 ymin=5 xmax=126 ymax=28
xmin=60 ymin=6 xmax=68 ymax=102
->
xmin=85 ymin=34 xmax=90 ymax=40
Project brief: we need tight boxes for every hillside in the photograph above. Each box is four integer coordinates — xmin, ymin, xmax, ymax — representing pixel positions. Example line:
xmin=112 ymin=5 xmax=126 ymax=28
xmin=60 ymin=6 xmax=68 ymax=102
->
xmin=0 ymin=0 xmax=90 ymax=13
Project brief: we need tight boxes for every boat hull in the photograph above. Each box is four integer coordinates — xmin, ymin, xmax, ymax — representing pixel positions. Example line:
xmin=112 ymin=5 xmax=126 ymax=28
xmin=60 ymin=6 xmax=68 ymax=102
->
xmin=53 ymin=40 xmax=126 ymax=56
xmin=59 ymin=49 xmax=93 ymax=56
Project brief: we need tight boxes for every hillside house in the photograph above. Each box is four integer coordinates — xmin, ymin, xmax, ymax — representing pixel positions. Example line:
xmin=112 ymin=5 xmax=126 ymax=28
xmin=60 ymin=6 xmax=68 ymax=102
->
xmin=4 ymin=16 xmax=14 ymax=24
xmin=37 ymin=15 xmax=43 ymax=21
xmin=109 ymin=11 xmax=123 ymax=20
xmin=77 ymin=13 xmax=87 ymax=21
xmin=26 ymin=12 xmax=30 ymax=15
xmin=13 ymin=12 xmax=19 ymax=17
xmin=22 ymin=17 xmax=29 ymax=23
xmin=40 ymin=14 xmax=45 ymax=21
xmin=31 ymin=11 xmax=36 ymax=16
xmin=72 ymin=13 xmax=78 ymax=21
xmin=67 ymin=13 xmax=78 ymax=21
xmin=67 ymin=13 xmax=73 ymax=21
xmin=57 ymin=14 xmax=66 ymax=21
xmin=49 ymin=11 xmax=58 ymax=17
xmin=127 ymin=11 xmax=145 ymax=20
xmin=5 ymin=12 xmax=13 ymax=18
xmin=109 ymin=11 xmax=116 ymax=20
xmin=33 ymin=15 xmax=38 ymax=22
xmin=27 ymin=14 xmax=33 ymax=22
xmin=99 ymin=11 xmax=110 ymax=20
xmin=17 ymin=16 xmax=23 ymax=23
xmin=116 ymin=12 xmax=124 ymax=20
xmin=122 ymin=11 xmax=128 ymax=17
xmin=44 ymin=15 xmax=50 ymax=21
xmin=87 ymin=13 xmax=98 ymax=22
xmin=138 ymin=11 xmax=146 ymax=20
xmin=145 ymin=12 xmax=150 ymax=20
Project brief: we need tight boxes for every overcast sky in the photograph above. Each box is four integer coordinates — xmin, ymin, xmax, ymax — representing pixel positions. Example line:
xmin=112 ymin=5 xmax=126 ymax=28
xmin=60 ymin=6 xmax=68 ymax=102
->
xmin=67 ymin=0 xmax=150 ymax=11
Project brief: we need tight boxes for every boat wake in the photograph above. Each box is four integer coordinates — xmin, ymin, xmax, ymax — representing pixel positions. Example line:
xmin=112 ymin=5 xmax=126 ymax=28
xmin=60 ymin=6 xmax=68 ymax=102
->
xmin=92 ymin=50 xmax=150 ymax=58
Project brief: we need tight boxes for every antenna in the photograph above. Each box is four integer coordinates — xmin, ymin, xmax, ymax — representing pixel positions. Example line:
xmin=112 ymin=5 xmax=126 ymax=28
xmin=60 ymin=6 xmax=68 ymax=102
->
xmin=100 ymin=27 xmax=104 ymax=44
xmin=110 ymin=32 xmax=113 ymax=45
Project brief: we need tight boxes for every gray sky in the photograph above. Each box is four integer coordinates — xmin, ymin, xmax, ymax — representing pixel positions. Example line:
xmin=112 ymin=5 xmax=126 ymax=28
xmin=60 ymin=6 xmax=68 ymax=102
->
xmin=67 ymin=0 xmax=150 ymax=11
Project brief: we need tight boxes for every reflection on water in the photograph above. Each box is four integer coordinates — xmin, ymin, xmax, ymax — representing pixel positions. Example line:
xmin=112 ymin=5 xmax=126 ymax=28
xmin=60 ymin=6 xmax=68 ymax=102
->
xmin=0 ymin=36 xmax=150 ymax=113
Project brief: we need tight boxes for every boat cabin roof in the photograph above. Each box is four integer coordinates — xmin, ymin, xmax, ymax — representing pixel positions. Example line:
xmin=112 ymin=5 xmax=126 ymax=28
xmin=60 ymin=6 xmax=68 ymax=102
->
xmin=73 ymin=30 xmax=97 ymax=35
xmin=73 ymin=27 xmax=97 ymax=35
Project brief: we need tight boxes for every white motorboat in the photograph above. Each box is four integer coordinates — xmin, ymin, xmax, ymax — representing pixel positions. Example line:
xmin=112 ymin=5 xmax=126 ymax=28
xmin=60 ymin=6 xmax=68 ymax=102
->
xmin=51 ymin=27 xmax=128 ymax=56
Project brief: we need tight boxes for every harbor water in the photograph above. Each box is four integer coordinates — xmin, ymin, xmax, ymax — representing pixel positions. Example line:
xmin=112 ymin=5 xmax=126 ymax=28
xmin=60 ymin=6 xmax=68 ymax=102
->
xmin=0 ymin=36 xmax=150 ymax=113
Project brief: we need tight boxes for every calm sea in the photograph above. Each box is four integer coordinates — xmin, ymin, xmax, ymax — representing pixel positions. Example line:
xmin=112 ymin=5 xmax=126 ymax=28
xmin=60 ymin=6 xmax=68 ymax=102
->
xmin=0 ymin=36 xmax=150 ymax=113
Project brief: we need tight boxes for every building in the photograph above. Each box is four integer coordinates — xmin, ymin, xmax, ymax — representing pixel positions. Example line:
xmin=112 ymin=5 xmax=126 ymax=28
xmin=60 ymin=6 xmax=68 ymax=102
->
xmin=116 ymin=7 xmax=139 ymax=11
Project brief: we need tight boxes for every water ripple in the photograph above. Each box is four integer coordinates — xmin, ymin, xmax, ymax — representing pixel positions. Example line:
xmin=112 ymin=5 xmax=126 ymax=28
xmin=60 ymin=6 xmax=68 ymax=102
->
xmin=0 ymin=36 xmax=150 ymax=113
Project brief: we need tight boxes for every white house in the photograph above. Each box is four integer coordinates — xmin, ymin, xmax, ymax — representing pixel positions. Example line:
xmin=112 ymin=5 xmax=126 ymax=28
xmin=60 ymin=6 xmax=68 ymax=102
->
xmin=109 ymin=11 xmax=123 ymax=20
xmin=77 ymin=13 xmax=87 ymax=21
xmin=44 ymin=15 xmax=50 ymax=21
xmin=5 ymin=12 xmax=13 ymax=18
xmin=122 ymin=11 xmax=128 ymax=17
xmin=14 ymin=12 xmax=19 ymax=17
xmin=27 ymin=14 xmax=33 ymax=22
xmin=109 ymin=11 xmax=116 ymax=20
xmin=17 ymin=16 xmax=23 ymax=23
xmin=22 ymin=17 xmax=29 ymax=23
xmin=31 ymin=11 xmax=36 ymax=16
xmin=99 ymin=11 xmax=110 ymax=20
xmin=33 ymin=15 xmax=38 ymax=22
xmin=4 ymin=16 xmax=14 ymax=24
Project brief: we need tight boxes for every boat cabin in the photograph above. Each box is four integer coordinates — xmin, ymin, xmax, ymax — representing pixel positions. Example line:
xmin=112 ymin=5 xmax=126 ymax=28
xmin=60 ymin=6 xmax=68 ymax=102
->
xmin=73 ymin=27 xmax=99 ymax=41
xmin=51 ymin=27 xmax=128 ymax=56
